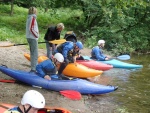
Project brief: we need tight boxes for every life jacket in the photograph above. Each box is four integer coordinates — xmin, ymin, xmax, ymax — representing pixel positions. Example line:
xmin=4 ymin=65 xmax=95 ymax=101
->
xmin=56 ymin=42 xmax=66 ymax=53
xmin=57 ymin=42 xmax=79 ymax=62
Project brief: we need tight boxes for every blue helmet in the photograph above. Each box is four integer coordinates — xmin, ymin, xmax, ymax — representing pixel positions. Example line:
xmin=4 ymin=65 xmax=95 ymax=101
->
xmin=76 ymin=41 xmax=83 ymax=49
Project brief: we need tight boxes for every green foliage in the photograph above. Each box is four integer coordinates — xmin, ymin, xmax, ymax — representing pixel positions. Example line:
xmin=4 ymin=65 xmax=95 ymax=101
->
xmin=79 ymin=0 xmax=150 ymax=54
xmin=0 ymin=4 xmax=82 ymax=48
xmin=0 ymin=0 xmax=150 ymax=54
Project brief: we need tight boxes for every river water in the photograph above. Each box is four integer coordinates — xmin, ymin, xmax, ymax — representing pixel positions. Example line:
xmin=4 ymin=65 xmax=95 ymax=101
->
xmin=86 ymin=54 xmax=150 ymax=113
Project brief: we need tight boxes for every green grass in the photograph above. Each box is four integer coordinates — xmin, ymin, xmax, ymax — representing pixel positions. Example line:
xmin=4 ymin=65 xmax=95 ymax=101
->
xmin=0 ymin=4 xmax=82 ymax=48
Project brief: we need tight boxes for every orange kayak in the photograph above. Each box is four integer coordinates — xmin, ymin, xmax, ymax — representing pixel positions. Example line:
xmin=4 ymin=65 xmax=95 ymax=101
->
xmin=24 ymin=53 xmax=103 ymax=78
xmin=0 ymin=103 xmax=71 ymax=113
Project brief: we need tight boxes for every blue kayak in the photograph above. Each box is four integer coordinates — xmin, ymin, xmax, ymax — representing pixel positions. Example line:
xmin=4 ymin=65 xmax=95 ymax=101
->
xmin=83 ymin=56 xmax=143 ymax=69
xmin=0 ymin=66 xmax=118 ymax=95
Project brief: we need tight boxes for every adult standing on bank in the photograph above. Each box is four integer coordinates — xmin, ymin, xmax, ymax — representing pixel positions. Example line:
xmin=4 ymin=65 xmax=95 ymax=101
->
xmin=26 ymin=7 xmax=39 ymax=73
xmin=44 ymin=23 xmax=64 ymax=59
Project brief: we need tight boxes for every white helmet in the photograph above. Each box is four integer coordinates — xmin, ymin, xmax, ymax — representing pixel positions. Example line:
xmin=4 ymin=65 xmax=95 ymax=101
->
xmin=21 ymin=90 xmax=45 ymax=109
xmin=98 ymin=40 xmax=105 ymax=45
xmin=54 ymin=53 xmax=64 ymax=63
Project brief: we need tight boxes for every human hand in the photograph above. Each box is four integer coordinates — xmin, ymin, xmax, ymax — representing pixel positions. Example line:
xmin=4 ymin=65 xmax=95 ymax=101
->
xmin=74 ymin=62 xmax=77 ymax=66
xmin=44 ymin=75 xmax=51 ymax=80
xmin=105 ymin=57 xmax=109 ymax=60
xmin=105 ymin=54 xmax=111 ymax=58
xmin=73 ymin=57 xmax=76 ymax=62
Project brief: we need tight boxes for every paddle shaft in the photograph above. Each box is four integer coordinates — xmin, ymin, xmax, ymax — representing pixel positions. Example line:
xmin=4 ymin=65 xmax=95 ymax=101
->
xmin=0 ymin=39 xmax=66 ymax=47
xmin=15 ymin=42 xmax=47 ymax=46
xmin=14 ymin=40 xmax=66 ymax=46
xmin=0 ymin=42 xmax=47 ymax=47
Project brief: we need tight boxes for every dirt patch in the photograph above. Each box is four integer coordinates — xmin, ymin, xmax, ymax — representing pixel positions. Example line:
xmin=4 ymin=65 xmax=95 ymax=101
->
xmin=0 ymin=41 xmax=117 ymax=113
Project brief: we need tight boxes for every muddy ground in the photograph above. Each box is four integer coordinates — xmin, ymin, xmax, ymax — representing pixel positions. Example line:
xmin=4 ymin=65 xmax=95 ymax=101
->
xmin=0 ymin=41 xmax=119 ymax=113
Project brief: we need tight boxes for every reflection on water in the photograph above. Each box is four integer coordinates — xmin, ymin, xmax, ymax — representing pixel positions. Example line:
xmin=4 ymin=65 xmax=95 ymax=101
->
xmin=86 ymin=55 xmax=150 ymax=113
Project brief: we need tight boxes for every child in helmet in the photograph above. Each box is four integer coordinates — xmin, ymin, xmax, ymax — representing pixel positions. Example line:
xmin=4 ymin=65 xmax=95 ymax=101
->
xmin=4 ymin=90 xmax=45 ymax=113
xmin=56 ymin=41 xmax=83 ymax=63
xmin=36 ymin=53 xmax=66 ymax=80
xmin=55 ymin=41 xmax=83 ymax=76
xmin=91 ymin=40 xmax=111 ymax=61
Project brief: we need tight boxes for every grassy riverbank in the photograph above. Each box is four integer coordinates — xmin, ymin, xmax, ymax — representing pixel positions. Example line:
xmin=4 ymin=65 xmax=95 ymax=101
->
xmin=0 ymin=4 xmax=82 ymax=49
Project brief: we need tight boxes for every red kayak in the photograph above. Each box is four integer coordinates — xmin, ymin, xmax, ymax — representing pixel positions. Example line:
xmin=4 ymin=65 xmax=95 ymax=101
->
xmin=0 ymin=103 xmax=71 ymax=113
xmin=76 ymin=60 xmax=113 ymax=71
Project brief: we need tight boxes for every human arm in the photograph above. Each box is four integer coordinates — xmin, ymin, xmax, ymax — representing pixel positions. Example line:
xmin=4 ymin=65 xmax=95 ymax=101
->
xmin=44 ymin=75 xmax=51 ymax=80
xmin=36 ymin=64 xmax=46 ymax=78
xmin=36 ymin=60 xmax=54 ymax=79
xmin=29 ymin=16 xmax=39 ymax=38
xmin=62 ymin=42 xmax=74 ymax=62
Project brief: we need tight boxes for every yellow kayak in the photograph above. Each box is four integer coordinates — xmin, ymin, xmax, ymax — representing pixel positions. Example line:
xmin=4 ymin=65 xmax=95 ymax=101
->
xmin=24 ymin=53 xmax=103 ymax=78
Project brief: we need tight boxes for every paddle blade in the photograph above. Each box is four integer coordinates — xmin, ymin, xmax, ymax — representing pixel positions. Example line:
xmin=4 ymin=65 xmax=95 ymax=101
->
xmin=117 ymin=55 xmax=130 ymax=60
xmin=49 ymin=39 xmax=66 ymax=44
xmin=0 ymin=44 xmax=15 ymax=47
xmin=60 ymin=90 xmax=81 ymax=100
xmin=0 ymin=79 xmax=16 ymax=83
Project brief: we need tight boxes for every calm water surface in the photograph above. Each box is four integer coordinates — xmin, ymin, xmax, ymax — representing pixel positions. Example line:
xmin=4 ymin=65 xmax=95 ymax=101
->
xmin=86 ymin=54 xmax=150 ymax=113
xmin=112 ymin=55 xmax=150 ymax=113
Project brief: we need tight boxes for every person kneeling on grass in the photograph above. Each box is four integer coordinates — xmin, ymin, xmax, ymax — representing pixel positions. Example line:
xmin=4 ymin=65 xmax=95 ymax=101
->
xmin=36 ymin=53 xmax=68 ymax=80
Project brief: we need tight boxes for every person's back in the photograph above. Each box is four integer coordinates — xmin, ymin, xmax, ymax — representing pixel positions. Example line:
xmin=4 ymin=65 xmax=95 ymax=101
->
xmin=36 ymin=53 xmax=66 ymax=80
xmin=56 ymin=41 xmax=74 ymax=60
xmin=36 ymin=59 xmax=56 ymax=78
xmin=44 ymin=26 xmax=60 ymax=41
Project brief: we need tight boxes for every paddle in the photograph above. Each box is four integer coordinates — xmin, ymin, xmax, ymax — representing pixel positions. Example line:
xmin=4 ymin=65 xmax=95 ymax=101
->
xmin=83 ymin=54 xmax=130 ymax=61
xmin=0 ymin=39 xmax=66 ymax=47
xmin=113 ymin=55 xmax=130 ymax=60
xmin=60 ymin=90 xmax=82 ymax=100
xmin=32 ymin=86 xmax=82 ymax=100
xmin=0 ymin=79 xmax=16 ymax=83
xmin=49 ymin=39 xmax=66 ymax=44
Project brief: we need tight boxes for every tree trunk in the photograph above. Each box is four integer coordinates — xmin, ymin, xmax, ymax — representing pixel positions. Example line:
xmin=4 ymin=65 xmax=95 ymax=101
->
xmin=10 ymin=0 xmax=14 ymax=16
xmin=44 ymin=8 xmax=48 ymax=13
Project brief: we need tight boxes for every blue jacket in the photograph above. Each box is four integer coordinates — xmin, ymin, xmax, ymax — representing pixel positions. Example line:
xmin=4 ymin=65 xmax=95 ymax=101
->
xmin=55 ymin=42 xmax=74 ymax=60
xmin=91 ymin=46 xmax=106 ymax=61
xmin=36 ymin=59 xmax=56 ymax=78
